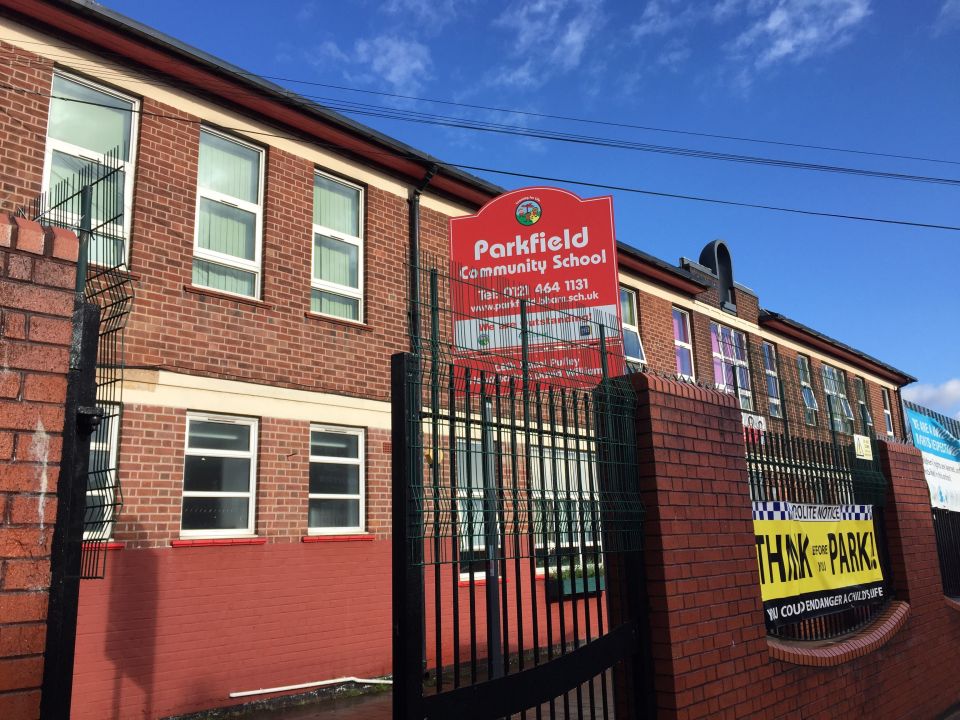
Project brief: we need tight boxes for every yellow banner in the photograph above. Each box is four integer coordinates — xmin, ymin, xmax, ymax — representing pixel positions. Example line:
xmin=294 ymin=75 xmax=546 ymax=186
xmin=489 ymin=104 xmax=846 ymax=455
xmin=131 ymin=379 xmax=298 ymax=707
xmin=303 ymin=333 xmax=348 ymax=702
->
xmin=752 ymin=502 xmax=883 ymax=602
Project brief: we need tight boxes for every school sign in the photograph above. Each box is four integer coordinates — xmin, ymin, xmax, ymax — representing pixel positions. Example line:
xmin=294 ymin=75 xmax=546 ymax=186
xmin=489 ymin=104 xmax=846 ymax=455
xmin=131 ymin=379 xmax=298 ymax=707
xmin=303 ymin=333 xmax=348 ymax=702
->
xmin=449 ymin=187 xmax=623 ymax=386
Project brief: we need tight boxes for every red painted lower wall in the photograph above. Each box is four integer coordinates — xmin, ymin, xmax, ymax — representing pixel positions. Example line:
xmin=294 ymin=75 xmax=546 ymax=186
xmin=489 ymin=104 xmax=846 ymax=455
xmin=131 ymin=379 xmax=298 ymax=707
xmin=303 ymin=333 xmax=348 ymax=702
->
xmin=73 ymin=540 xmax=393 ymax=720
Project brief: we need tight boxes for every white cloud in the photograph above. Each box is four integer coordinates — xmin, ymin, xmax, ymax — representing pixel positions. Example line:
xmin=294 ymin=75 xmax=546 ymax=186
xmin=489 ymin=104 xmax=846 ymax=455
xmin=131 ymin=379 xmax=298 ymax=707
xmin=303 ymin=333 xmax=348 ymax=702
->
xmin=934 ymin=0 xmax=960 ymax=35
xmin=730 ymin=0 xmax=871 ymax=69
xmin=903 ymin=378 xmax=960 ymax=418
xmin=308 ymin=36 xmax=432 ymax=95
xmin=382 ymin=0 xmax=465 ymax=31
xmin=657 ymin=38 xmax=691 ymax=70
xmin=296 ymin=2 xmax=317 ymax=22
xmin=632 ymin=1 xmax=695 ymax=38
xmin=354 ymin=36 xmax=432 ymax=95
xmin=490 ymin=0 xmax=605 ymax=86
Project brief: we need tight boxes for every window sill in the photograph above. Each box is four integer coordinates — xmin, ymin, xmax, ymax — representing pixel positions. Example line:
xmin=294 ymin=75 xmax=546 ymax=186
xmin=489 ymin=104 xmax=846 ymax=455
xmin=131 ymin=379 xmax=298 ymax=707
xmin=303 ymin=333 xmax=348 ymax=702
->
xmin=81 ymin=541 xmax=125 ymax=551
xmin=303 ymin=311 xmax=369 ymax=331
xmin=767 ymin=601 xmax=909 ymax=667
xmin=171 ymin=537 xmax=267 ymax=548
xmin=458 ymin=575 xmax=509 ymax=588
xmin=184 ymin=284 xmax=273 ymax=310
xmin=302 ymin=533 xmax=375 ymax=543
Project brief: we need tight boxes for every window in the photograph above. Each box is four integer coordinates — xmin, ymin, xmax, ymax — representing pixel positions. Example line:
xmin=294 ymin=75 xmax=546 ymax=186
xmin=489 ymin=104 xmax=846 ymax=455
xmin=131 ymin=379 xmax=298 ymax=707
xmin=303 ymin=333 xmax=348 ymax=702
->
xmin=193 ymin=129 xmax=264 ymax=298
xmin=531 ymin=446 xmax=600 ymax=572
xmin=882 ymin=388 xmax=895 ymax=437
xmin=672 ymin=308 xmax=695 ymax=380
xmin=308 ymin=426 xmax=364 ymax=533
xmin=619 ymin=287 xmax=646 ymax=367
xmin=854 ymin=377 xmax=873 ymax=432
xmin=456 ymin=440 xmax=498 ymax=576
xmin=762 ymin=343 xmax=782 ymax=419
xmin=43 ymin=72 xmax=137 ymax=266
xmin=821 ymin=365 xmax=855 ymax=434
xmin=181 ymin=415 xmax=257 ymax=537
xmin=710 ymin=322 xmax=752 ymax=410
xmin=84 ymin=404 xmax=120 ymax=540
xmin=797 ymin=355 xmax=819 ymax=426
xmin=312 ymin=172 xmax=364 ymax=320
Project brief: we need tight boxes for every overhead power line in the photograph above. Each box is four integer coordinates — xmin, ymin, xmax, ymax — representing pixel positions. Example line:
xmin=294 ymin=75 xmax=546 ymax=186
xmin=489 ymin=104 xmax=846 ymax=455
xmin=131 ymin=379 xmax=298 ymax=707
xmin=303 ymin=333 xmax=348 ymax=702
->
xmin=4 ymin=33 xmax=955 ymax=168
xmin=0 ymin=44 xmax=958 ymax=189
xmin=254 ymin=74 xmax=960 ymax=168
xmin=2 ymin=82 xmax=959 ymax=233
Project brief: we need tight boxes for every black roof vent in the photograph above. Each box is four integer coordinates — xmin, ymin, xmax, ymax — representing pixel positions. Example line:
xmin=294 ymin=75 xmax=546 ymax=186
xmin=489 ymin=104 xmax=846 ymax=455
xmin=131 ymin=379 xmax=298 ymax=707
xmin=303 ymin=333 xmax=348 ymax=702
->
xmin=699 ymin=239 xmax=736 ymax=313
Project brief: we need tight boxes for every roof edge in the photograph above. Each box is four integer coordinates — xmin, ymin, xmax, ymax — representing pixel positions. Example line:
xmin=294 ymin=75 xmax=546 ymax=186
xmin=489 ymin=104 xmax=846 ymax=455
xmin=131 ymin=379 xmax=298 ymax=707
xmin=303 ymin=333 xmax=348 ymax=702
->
xmin=759 ymin=309 xmax=916 ymax=386
xmin=9 ymin=0 xmax=502 ymax=206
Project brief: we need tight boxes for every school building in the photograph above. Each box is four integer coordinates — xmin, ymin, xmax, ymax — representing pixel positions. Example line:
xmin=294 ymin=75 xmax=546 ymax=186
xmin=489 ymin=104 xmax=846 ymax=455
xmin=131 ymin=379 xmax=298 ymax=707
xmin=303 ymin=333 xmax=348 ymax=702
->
xmin=4 ymin=2 xmax=957 ymax=720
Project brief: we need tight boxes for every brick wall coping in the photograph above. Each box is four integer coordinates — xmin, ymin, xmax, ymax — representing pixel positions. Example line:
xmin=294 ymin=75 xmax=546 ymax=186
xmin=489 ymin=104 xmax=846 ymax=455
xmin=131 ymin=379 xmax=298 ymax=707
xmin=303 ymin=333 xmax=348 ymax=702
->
xmin=945 ymin=596 xmax=960 ymax=613
xmin=767 ymin=600 xmax=910 ymax=667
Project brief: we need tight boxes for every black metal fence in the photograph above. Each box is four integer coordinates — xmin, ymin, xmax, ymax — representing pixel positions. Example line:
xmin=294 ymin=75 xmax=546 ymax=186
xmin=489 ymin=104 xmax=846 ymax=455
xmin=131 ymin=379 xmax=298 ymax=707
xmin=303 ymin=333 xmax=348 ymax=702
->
xmin=734 ymin=338 xmax=893 ymax=640
xmin=394 ymin=258 xmax=650 ymax=719
xmin=16 ymin=147 xmax=132 ymax=578
xmin=904 ymin=400 xmax=960 ymax=599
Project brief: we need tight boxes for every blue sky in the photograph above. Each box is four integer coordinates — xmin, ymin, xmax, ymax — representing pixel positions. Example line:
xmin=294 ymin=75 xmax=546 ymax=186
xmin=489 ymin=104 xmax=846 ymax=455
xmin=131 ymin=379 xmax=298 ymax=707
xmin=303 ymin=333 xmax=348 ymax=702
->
xmin=105 ymin=0 xmax=960 ymax=418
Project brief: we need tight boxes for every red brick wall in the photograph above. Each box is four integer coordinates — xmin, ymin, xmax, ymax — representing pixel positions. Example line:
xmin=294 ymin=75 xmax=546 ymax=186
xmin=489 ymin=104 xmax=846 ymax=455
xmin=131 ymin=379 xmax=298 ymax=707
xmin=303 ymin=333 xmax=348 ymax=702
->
xmin=123 ymin=98 xmax=417 ymax=402
xmin=0 ymin=42 xmax=51 ymax=214
xmin=112 ymin=405 xmax=393 ymax=548
xmin=0 ymin=214 xmax=78 ymax=720
xmin=631 ymin=371 xmax=960 ymax=720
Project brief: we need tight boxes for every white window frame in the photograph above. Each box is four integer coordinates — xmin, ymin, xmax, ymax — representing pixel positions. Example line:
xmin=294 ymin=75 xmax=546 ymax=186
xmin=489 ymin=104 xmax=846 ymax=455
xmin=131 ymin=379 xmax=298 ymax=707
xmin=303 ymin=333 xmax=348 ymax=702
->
xmin=311 ymin=171 xmax=365 ymax=321
xmin=193 ymin=128 xmax=264 ymax=299
xmin=181 ymin=413 xmax=258 ymax=539
xmin=84 ymin=402 xmax=120 ymax=541
xmin=455 ymin=438 xmax=502 ymax=578
xmin=307 ymin=425 xmax=365 ymax=535
xmin=619 ymin=286 xmax=646 ymax=366
xmin=854 ymin=377 xmax=874 ymax=431
xmin=42 ymin=71 xmax=138 ymax=267
xmin=761 ymin=342 xmax=782 ymax=419
xmin=882 ymin=388 xmax=895 ymax=437
xmin=797 ymin=355 xmax=819 ymax=426
xmin=672 ymin=307 xmax=695 ymax=381
xmin=531 ymin=445 xmax=601 ymax=576
xmin=710 ymin=322 xmax=753 ymax=410
xmin=822 ymin=364 xmax=855 ymax=434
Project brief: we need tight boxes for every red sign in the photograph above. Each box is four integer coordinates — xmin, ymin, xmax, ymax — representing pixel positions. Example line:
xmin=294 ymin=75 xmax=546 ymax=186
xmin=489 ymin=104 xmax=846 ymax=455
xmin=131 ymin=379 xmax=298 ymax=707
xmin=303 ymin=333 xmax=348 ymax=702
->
xmin=448 ymin=187 xmax=624 ymax=388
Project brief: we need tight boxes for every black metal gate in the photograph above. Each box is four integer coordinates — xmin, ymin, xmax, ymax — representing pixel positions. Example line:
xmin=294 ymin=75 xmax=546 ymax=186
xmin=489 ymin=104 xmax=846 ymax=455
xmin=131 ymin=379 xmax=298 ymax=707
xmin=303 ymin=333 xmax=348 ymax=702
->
xmin=392 ymin=262 xmax=651 ymax=719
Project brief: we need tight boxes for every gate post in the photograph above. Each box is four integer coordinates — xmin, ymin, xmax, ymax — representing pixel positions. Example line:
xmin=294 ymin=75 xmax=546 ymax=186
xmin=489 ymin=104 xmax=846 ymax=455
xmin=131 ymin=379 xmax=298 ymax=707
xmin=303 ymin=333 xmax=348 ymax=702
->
xmin=40 ymin=300 xmax=101 ymax=720
xmin=596 ymin=377 xmax=655 ymax=720
xmin=393 ymin=352 xmax=425 ymax=720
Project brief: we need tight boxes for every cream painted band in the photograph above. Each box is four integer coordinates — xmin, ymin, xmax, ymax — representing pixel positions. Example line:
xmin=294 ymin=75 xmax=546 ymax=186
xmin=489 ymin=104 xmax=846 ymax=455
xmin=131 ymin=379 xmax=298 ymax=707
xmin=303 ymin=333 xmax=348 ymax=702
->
xmin=0 ymin=23 xmax=474 ymax=219
xmin=123 ymin=369 xmax=391 ymax=429
xmin=617 ymin=271 xmax=899 ymax=391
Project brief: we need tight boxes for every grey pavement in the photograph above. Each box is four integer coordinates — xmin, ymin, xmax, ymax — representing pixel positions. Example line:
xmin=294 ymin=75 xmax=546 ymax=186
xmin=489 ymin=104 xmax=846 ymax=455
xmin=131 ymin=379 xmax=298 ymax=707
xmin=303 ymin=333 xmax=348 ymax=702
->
xmin=244 ymin=690 xmax=391 ymax=720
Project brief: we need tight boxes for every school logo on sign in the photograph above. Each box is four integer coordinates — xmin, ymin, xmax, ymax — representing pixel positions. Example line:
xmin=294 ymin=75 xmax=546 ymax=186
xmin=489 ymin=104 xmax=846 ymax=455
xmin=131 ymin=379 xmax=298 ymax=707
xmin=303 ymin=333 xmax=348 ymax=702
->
xmin=515 ymin=198 xmax=541 ymax=226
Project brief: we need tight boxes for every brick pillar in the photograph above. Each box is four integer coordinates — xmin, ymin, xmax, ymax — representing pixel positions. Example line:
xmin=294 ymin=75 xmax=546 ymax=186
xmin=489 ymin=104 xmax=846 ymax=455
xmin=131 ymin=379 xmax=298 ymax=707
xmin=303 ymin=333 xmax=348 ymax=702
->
xmin=629 ymin=373 xmax=769 ymax=718
xmin=877 ymin=441 xmax=943 ymax=609
xmin=0 ymin=213 xmax=79 ymax=719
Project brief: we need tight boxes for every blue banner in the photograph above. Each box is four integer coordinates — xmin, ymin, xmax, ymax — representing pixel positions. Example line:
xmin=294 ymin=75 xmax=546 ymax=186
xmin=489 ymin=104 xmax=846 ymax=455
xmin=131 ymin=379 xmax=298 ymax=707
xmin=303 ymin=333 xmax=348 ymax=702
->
xmin=906 ymin=407 xmax=960 ymax=512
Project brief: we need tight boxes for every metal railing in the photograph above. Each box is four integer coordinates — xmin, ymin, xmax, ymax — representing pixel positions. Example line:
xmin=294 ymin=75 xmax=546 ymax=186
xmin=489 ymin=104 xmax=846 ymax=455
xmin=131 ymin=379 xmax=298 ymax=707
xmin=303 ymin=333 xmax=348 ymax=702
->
xmin=396 ymin=257 xmax=649 ymax=718
xmin=733 ymin=338 xmax=893 ymax=640
xmin=16 ymin=148 xmax=132 ymax=578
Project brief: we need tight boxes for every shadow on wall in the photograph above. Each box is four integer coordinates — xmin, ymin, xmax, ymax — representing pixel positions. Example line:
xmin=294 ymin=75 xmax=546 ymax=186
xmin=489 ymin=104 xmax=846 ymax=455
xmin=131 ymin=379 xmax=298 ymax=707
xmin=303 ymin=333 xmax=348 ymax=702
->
xmin=104 ymin=523 xmax=158 ymax=720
